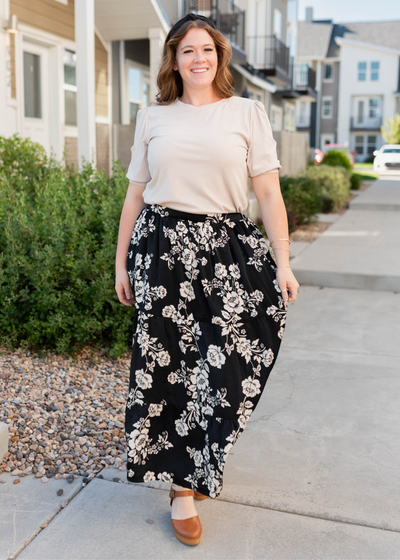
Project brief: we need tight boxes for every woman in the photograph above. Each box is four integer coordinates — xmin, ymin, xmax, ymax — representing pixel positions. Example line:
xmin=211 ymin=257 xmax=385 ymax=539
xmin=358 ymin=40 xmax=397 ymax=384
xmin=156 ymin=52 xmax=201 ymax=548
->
xmin=115 ymin=13 xmax=299 ymax=547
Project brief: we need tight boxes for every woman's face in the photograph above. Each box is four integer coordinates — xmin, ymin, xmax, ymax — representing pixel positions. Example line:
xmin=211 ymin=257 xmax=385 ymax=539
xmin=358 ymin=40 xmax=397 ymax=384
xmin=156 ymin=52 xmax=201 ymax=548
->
xmin=173 ymin=27 xmax=219 ymax=93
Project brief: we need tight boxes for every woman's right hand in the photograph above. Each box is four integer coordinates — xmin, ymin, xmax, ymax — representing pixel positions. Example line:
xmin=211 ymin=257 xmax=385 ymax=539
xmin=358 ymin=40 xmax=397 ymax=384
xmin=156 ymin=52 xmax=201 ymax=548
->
xmin=115 ymin=268 xmax=135 ymax=307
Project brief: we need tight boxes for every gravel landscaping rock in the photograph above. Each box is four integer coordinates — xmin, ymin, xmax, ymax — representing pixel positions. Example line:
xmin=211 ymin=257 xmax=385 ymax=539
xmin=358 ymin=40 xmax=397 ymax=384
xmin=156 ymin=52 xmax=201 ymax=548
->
xmin=0 ymin=345 xmax=130 ymax=482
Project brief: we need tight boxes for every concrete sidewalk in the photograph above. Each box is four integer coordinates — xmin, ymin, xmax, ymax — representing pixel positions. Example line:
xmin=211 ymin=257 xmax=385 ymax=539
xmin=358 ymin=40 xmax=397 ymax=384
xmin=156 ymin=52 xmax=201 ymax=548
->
xmin=290 ymin=177 xmax=400 ymax=291
xmin=2 ymin=178 xmax=400 ymax=560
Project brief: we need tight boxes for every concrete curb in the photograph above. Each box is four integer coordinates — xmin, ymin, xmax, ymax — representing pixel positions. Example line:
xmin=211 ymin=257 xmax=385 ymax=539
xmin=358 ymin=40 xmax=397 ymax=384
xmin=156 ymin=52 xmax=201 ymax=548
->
xmin=0 ymin=422 xmax=8 ymax=464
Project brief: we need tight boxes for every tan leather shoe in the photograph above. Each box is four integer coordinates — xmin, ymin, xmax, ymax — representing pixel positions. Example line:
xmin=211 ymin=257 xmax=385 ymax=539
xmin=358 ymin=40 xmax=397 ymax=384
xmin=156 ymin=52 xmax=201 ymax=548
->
xmin=169 ymin=485 xmax=202 ymax=546
xmin=194 ymin=490 xmax=208 ymax=501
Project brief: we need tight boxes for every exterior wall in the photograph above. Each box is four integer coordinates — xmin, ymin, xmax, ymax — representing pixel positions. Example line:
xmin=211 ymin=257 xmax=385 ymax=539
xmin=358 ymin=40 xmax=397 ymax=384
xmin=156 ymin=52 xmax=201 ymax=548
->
xmin=337 ymin=42 xmax=399 ymax=148
xmin=6 ymin=0 xmax=110 ymax=175
xmin=270 ymin=0 xmax=288 ymax=43
xmin=96 ymin=122 xmax=109 ymax=174
xmin=95 ymin=34 xmax=108 ymax=118
xmin=9 ymin=33 xmax=16 ymax=98
xmin=275 ymin=130 xmax=309 ymax=175
xmin=10 ymin=0 xmax=75 ymax=40
xmin=319 ymin=60 xmax=339 ymax=141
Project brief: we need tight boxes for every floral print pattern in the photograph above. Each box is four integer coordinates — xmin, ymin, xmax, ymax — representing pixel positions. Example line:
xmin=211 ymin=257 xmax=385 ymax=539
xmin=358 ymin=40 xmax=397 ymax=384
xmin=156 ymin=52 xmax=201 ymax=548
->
xmin=125 ymin=204 xmax=288 ymax=498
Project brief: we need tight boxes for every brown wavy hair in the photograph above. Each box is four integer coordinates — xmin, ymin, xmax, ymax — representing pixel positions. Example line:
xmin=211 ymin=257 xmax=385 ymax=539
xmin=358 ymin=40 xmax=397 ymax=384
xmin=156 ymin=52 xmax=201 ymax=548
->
xmin=154 ymin=20 xmax=235 ymax=105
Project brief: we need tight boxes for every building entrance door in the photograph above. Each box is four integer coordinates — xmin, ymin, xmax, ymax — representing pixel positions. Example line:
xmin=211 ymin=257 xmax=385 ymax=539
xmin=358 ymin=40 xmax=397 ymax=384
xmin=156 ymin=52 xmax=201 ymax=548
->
xmin=22 ymin=39 xmax=50 ymax=154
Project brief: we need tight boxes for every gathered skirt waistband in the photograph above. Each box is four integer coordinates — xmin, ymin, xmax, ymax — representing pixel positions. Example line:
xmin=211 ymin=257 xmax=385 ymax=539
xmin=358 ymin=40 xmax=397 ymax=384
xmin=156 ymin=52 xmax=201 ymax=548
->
xmin=153 ymin=204 xmax=244 ymax=222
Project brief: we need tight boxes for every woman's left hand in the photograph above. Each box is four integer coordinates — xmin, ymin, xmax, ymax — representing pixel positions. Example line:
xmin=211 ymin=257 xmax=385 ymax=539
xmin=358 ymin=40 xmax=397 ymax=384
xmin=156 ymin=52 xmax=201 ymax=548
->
xmin=276 ymin=267 xmax=300 ymax=303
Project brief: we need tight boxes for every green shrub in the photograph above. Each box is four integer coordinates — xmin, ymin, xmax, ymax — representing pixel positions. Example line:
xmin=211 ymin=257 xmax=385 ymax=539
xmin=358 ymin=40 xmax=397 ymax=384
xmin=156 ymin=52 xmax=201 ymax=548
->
xmin=350 ymin=173 xmax=362 ymax=190
xmin=0 ymin=135 xmax=135 ymax=357
xmin=279 ymin=174 xmax=322 ymax=230
xmin=302 ymin=165 xmax=351 ymax=212
xmin=0 ymin=134 xmax=63 ymax=193
xmin=320 ymin=149 xmax=352 ymax=170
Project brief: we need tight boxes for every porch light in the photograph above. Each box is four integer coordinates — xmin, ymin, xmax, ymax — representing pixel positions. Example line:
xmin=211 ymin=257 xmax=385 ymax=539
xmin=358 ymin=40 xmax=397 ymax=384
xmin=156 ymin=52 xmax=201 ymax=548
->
xmin=2 ymin=14 xmax=19 ymax=33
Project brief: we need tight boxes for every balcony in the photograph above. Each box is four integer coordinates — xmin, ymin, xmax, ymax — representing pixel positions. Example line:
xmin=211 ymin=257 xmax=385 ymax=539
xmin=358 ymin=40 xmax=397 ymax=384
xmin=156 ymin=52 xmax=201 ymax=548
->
xmin=246 ymin=35 xmax=290 ymax=86
xmin=291 ymin=64 xmax=317 ymax=99
xmin=296 ymin=115 xmax=311 ymax=129
xmin=350 ymin=116 xmax=383 ymax=130
xmin=184 ymin=0 xmax=246 ymax=62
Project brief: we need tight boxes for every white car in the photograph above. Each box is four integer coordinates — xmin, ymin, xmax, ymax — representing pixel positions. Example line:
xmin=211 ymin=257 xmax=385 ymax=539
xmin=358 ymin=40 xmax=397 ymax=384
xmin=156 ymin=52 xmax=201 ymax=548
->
xmin=373 ymin=144 xmax=400 ymax=173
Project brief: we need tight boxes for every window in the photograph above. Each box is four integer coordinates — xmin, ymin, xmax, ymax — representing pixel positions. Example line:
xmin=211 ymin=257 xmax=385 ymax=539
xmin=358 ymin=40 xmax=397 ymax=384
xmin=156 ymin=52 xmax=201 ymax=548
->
xmin=322 ymin=96 xmax=333 ymax=118
xmin=23 ymin=51 xmax=41 ymax=118
xmin=127 ymin=65 xmax=150 ymax=123
xmin=367 ymin=135 xmax=377 ymax=155
xmin=284 ymin=103 xmax=295 ymax=131
xmin=321 ymin=134 xmax=335 ymax=146
xmin=358 ymin=62 xmax=367 ymax=81
xmin=369 ymin=98 xmax=379 ymax=118
xmin=128 ymin=67 xmax=141 ymax=122
xmin=324 ymin=64 xmax=333 ymax=81
xmin=63 ymin=49 xmax=77 ymax=126
xmin=355 ymin=135 xmax=364 ymax=155
xmin=370 ymin=61 xmax=379 ymax=81
xmin=274 ymin=9 xmax=282 ymax=39
xmin=270 ymin=104 xmax=283 ymax=131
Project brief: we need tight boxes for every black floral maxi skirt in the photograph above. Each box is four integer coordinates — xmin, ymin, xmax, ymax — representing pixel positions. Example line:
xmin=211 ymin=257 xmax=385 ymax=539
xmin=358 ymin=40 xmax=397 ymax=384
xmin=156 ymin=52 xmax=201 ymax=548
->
xmin=125 ymin=203 xmax=288 ymax=499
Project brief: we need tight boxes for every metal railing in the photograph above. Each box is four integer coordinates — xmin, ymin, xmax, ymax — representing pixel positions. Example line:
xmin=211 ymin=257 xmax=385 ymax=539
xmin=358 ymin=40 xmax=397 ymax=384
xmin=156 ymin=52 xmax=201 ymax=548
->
xmin=183 ymin=0 xmax=245 ymax=51
xmin=291 ymin=64 xmax=316 ymax=90
xmin=246 ymin=35 xmax=290 ymax=76
xmin=350 ymin=116 xmax=382 ymax=130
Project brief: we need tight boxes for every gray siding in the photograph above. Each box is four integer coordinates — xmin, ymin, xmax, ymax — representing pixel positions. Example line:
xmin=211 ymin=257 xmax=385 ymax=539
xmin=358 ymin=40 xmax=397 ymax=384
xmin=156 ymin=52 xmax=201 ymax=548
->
xmin=319 ymin=61 xmax=340 ymax=140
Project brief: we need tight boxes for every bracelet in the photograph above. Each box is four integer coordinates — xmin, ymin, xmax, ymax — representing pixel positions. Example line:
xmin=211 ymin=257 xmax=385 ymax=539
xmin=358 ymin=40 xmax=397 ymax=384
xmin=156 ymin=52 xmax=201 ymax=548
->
xmin=272 ymin=248 xmax=291 ymax=253
xmin=269 ymin=238 xmax=290 ymax=245
xmin=276 ymin=265 xmax=291 ymax=268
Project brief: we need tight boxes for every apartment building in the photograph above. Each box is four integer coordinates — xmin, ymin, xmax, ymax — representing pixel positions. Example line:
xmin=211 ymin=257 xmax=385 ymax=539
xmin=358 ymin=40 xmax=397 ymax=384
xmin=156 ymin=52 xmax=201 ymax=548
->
xmin=0 ymin=0 xmax=308 ymax=175
xmin=297 ymin=8 xmax=400 ymax=161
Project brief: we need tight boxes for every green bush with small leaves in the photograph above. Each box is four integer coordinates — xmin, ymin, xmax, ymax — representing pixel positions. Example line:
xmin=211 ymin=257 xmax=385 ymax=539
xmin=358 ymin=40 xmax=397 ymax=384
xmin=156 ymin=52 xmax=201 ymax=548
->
xmin=279 ymin=174 xmax=323 ymax=230
xmin=320 ymin=149 xmax=352 ymax=170
xmin=0 ymin=135 xmax=134 ymax=357
xmin=350 ymin=173 xmax=362 ymax=190
xmin=302 ymin=165 xmax=351 ymax=212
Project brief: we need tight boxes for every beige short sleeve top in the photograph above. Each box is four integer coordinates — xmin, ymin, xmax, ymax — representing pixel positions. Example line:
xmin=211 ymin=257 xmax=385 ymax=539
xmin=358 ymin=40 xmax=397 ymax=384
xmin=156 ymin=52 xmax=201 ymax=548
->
xmin=126 ymin=96 xmax=281 ymax=214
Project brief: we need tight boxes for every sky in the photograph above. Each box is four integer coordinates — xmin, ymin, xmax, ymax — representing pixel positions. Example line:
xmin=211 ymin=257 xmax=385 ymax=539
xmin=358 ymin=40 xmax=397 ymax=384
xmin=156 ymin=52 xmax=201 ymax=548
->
xmin=297 ymin=0 xmax=400 ymax=23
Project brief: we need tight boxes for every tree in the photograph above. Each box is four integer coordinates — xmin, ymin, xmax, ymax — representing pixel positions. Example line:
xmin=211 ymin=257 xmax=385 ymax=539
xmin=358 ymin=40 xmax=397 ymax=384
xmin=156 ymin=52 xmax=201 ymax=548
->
xmin=381 ymin=114 xmax=400 ymax=145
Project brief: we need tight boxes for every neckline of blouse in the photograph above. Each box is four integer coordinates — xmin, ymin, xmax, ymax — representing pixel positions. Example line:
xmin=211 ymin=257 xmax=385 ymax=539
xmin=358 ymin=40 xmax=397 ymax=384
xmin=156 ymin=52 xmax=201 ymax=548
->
xmin=175 ymin=97 xmax=230 ymax=108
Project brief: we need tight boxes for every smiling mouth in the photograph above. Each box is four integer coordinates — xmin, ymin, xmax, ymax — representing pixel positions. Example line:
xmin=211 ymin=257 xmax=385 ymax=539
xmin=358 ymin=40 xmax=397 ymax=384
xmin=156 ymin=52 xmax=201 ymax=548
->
xmin=191 ymin=69 xmax=209 ymax=74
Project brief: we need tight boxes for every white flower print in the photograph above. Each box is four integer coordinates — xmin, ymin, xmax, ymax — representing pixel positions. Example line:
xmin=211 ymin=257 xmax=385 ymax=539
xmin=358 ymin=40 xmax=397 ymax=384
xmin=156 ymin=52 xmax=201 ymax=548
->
xmin=128 ymin=428 xmax=149 ymax=453
xmin=262 ymin=348 xmax=274 ymax=367
xmin=125 ymin=204 xmax=287 ymax=499
xmin=181 ymin=248 xmax=198 ymax=269
xmin=162 ymin=305 xmax=176 ymax=319
xmin=207 ymin=345 xmax=226 ymax=369
xmin=157 ymin=471 xmax=174 ymax=482
xmin=143 ymin=471 xmax=156 ymax=482
xmin=241 ymin=377 xmax=261 ymax=398
xmin=157 ymin=350 xmax=171 ymax=367
xmin=222 ymin=291 xmax=244 ymax=315
xmin=180 ymin=281 xmax=196 ymax=301
xmin=215 ymin=263 xmax=228 ymax=278
xmin=148 ymin=403 xmax=163 ymax=417
xmin=175 ymin=418 xmax=189 ymax=437
xmin=135 ymin=370 xmax=153 ymax=390
xmin=167 ymin=371 xmax=179 ymax=384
